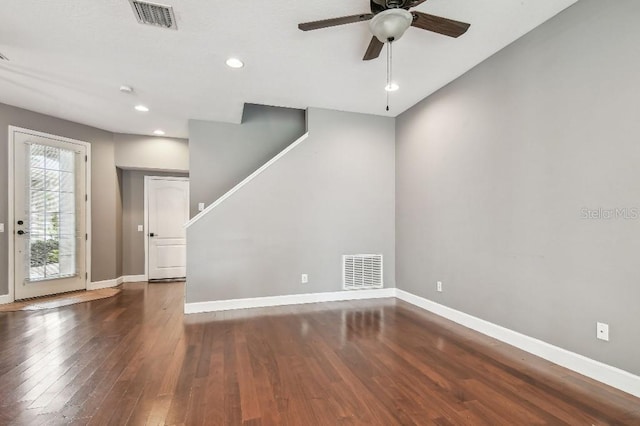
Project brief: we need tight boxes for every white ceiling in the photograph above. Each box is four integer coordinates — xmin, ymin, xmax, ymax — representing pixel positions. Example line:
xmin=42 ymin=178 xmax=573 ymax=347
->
xmin=0 ymin=0 xmax=577 ymax=138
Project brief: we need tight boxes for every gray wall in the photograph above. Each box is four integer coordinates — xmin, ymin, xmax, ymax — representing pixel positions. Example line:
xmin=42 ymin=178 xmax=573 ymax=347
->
xmin=116 ymin=168 xmax=123 ymax=278
xmin=189 ymin=104 xmax=306 ymax=216
xmin=121 ymin=170 xmax=189 ymax=276
xmin=1 ymin=102 xmax=120 ymax=292
xmin=114 ymin=133 xmax=188 ymax=172
xmin=396 ymin=0 xmax=640 ymax=375
xmin=187 ymin=108 xmax=395 ymax=303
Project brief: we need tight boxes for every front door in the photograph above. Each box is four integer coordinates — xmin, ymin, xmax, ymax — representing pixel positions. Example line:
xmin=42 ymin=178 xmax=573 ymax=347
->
xmin=12 ymin=128 xmax=88 ymax=300
xmin=147 ymin=177 xmax=189 ymax=280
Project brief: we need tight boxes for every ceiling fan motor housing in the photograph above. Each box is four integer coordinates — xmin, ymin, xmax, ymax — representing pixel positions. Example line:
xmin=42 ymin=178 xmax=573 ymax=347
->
xmin=386 ymin=0 xmax=405 ymax=7
xmin=372 ymin=0 xmax=409 ymax=8
xmin=369 ymin=9 xmax=413 ymax=43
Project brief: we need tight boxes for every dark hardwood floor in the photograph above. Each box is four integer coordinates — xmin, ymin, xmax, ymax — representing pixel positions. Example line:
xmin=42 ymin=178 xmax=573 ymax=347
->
xmin=0 ymin=282 xmax=638 ymax=425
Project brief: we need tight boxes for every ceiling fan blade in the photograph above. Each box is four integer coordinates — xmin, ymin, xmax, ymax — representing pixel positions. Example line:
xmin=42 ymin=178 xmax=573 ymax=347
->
xmin=298 ymin=13 xmax=373 ymax=31
xmin=363 ymin=36 xmax=384 ymax=61
xmin=411 ymin=11 xmax=470 ymax=38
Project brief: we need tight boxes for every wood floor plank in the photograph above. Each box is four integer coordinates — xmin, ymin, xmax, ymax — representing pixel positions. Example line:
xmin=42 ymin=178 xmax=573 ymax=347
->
xmin=234 ymin=325 xmax=262 ymax=423
xmin=1 ymin=282 xmax=638 ymax=425
xmin=200 ymin=325 xmax=227 ymax=426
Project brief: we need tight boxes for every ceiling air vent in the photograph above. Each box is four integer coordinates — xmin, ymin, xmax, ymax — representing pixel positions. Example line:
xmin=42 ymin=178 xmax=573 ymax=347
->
xmin=343 ymin=254 xmax=383 ymax=290
xmin=0 ymin=52 xmax=9 ymax=61
xmin=128 ymin=0 xmax=177 ymax=30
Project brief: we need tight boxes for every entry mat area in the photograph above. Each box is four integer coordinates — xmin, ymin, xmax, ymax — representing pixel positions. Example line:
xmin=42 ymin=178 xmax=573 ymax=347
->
xmin=0 ymin=288 xmax=121 ymax=312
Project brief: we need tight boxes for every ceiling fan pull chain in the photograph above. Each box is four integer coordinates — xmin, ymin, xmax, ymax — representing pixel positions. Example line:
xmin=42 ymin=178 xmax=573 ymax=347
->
xmin=386 ymin=42 xmax=391 ymax=111
xmin=387 ymin=41 xmax=393 ymax=84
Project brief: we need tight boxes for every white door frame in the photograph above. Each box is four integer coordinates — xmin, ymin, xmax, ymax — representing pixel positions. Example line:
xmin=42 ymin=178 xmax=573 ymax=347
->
xmin=7 ymin=126 xmax=92 ymax=303
xmin=143 ymin=176 xmax=189 ymax=281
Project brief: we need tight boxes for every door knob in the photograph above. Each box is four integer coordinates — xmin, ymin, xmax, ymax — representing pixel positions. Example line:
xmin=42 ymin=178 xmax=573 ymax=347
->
xmin=17 ymin=230 xmax=28 ymax=235
xmin=17 ymin=220 xmax=24 ymax=225
xmin=149 ymin=233 xmax=156 ymax=237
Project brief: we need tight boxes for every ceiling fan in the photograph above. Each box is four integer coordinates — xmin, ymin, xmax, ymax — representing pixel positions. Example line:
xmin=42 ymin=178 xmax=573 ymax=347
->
xmin=298 ymin=0 xmax=471 ymax=61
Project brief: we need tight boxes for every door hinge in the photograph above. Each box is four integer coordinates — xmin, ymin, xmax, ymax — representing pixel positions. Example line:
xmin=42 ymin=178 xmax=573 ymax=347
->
xmin=85 ymin=155 xmax=88 ymax=162
xmin=85 ymin=272 xmax=88 ymax=279
xmin=85 ymin=233 xmax=88 ymax=241
xmin=85 ymin=194 xmax=88 ymax=201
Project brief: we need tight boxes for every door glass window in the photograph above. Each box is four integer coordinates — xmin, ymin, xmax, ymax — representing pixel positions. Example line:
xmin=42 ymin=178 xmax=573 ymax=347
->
xmin=27 ymin=143 xmax=77 ymax=281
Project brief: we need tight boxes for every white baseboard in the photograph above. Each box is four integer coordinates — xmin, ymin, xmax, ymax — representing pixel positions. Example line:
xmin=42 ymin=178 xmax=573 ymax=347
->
xmin=87 ymin=276 xmax=124 ymax=290
xmin=122 ymin=274 xmax=148 ymax=283
xmin=0 ymin=294 xmax=12 ymax=305
xmin=184 ymin=288 xmax=396 ymax=314
xmin=395 ymin=289 xmax=640 ymax=399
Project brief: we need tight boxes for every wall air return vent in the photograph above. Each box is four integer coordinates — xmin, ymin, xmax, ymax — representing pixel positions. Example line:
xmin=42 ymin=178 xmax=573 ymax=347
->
xmin=343 ymin=254 xmax=383 ymax=290
xmin=128 ymin=0 xmax=177 ymax=30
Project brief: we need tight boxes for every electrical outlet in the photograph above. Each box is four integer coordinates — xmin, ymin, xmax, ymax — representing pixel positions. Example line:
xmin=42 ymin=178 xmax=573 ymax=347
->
xmin=198 ymin=202 xmax=205 ymax=212
xmin=437 ymin=281 xmax=443 ymax=292
xmin=596 ymin=322 xmax=609 ymax=341
xmin=301 ymin=274 xmax=308 ymax=284
xmin=137 ymin=225 xmax=143 ymax=232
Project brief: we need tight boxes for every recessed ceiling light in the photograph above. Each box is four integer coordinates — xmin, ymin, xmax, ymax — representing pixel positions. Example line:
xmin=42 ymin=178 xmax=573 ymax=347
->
xmin=120 ymin=85 xmax=134 ymax=93
xmin=385 ymin=82 xmax=399 ymax=92
xmin=134 ymin=104 xmax=149 ymax=112
xmin=225 ymin=57 xmax=244 ymax=69
xmin=153 ymin=129 xmax=165 ymax=136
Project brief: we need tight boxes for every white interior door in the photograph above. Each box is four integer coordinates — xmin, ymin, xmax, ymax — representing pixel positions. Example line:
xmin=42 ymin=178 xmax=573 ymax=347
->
xmin=147 ymin=177 xmax=189 ymax=280
xmin=13 ymin=130 xmax=88 ymax=300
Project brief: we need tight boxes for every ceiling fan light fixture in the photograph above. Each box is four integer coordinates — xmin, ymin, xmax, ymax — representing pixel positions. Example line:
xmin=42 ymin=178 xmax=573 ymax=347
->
xmin=369 ymin=9 xmax=413 ymax=43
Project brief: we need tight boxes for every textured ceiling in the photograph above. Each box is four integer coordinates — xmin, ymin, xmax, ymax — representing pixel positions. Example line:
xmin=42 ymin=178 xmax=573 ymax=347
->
xmin=0 ymin=0 xmax=577 ymax=138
